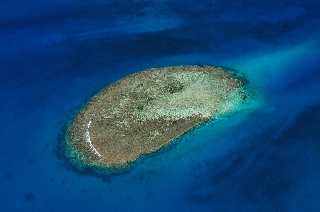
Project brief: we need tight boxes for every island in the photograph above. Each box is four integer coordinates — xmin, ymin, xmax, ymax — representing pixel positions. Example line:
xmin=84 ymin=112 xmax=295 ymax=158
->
xmin=63 ymin=65 xmax=249 ymax=174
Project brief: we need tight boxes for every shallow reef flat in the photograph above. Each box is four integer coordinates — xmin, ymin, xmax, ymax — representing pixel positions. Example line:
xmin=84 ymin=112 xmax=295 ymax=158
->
xmin=64 ymin=65 xmax=250 ymax=174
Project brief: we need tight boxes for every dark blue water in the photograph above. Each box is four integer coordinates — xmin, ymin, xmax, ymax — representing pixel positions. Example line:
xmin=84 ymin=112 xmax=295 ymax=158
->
xmin=1 ymin=1 xmax=320 ymax=211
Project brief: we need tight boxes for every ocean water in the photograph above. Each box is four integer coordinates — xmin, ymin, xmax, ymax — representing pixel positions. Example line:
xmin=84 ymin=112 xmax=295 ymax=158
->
xmin=1 ymin=0 xmax=320 ymax=211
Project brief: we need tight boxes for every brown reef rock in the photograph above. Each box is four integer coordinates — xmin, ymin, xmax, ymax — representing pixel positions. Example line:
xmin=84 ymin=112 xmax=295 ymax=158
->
xmin=64 ymin=65 xmax=249 ymax=173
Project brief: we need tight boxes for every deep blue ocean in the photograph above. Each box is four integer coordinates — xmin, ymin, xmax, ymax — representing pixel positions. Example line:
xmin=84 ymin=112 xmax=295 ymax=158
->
xmin=1 ymin=1 xmax=320 ymax=211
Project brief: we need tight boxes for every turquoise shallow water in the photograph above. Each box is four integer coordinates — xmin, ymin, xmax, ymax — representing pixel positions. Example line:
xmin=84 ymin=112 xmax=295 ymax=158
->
xmin=1 ymin=1 xmax=320 ymax=211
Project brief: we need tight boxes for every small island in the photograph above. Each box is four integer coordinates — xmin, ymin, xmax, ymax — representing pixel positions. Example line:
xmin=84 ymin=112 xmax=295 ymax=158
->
xmin=64 ymin=65 xmax=249 ymax=174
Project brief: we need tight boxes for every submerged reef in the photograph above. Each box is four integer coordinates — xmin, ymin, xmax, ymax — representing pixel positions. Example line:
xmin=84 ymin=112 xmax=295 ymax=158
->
xmin=63 ymin=65 xmax=249 ymax=174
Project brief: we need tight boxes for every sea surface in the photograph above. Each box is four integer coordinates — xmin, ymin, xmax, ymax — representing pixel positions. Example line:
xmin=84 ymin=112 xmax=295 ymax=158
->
xmin=1 ymin=1 xmax=320 ymax=211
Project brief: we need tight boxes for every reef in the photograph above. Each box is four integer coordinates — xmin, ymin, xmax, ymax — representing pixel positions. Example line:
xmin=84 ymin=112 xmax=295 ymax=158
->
xmin=63 ymin=65 xmax=249 ymax=174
